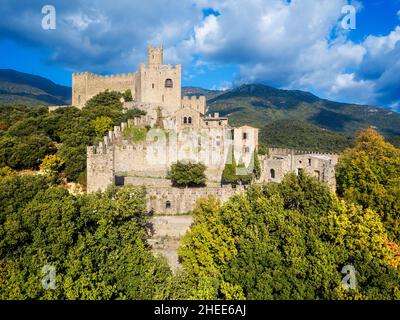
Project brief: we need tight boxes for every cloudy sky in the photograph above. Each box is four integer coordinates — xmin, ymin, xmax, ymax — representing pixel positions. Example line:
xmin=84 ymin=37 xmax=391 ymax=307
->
xmin=0 ymin=0 xmax=399 ymax=110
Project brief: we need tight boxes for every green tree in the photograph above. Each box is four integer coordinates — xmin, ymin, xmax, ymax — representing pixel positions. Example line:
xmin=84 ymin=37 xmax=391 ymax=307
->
xmin=40 ymin=155 xmax=65 ymax=173
xmin=84 ymin=90 xmax=123 ymax=109
xmin=168 ymin=161 xmax=207 ymax=187
xmin=123 ymin=89 xmax=133 ymax=102
xmin=91 ymin=116 xmax=113 ymax=138
xmin=222 ymin=147 xmax=253 ymax=185
xmin=0 ymin=183 xmax=172 ymax=300
xmin=178 ymin=173 xmax=400 ymax=300
xmin=336 ymin=128 xmax=400 ymax=241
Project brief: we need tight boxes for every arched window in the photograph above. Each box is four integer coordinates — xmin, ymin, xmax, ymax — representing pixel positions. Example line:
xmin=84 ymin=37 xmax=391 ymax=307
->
xmin=165 ymin=78 xmax=173 ymax=88
xmin=244 ymin=146 xmax=250 ymax=153
xmin=270 ymin=169 xmax=275 ymax=179
xmin=188 ymin=117 xmax=192 ymax=124
xmin=183 ymin=117 xmax=187 ymax=124
xmin=165 ymin=201 xmax=171 ymax=209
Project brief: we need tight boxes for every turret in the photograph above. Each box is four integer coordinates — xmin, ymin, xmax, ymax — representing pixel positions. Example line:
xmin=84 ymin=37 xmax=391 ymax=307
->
xmin=148 ymin=45 xmax=163 ymax=66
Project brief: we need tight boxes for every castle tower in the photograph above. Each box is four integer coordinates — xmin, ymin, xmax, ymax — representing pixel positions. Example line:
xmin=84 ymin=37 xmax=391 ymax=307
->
xmin=148 ymin=46 xmax=163 ymax=65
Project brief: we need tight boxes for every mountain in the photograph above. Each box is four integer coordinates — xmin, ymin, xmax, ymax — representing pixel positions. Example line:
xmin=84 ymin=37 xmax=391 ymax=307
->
xmin=260 ymin=120 xmax=353 ymax=152
xmin=0 ymin=69 xmax=71 ymax=106
xmin=206 ymin=84 xmax=400 ymax=137
xmin=182 ymin=86 xmax=224 ymax=100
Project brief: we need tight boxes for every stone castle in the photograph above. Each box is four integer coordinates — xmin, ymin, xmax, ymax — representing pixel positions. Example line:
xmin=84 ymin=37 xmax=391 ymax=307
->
xmin=76 ymin=46 xmax=338 ymax=214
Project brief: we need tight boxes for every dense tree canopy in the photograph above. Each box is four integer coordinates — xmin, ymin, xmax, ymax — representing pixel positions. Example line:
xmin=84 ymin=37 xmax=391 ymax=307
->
xmin=336 ymin=128 xmax=400 ymax=241
xmin=0 ymin=91 xmax=145 ymax=184
xmin=178 ymin=173 xmax=400 ymax=300
xmin=0 ymin=175 xmax=171 ymax=299
xmin=168 ymin=161 xmax=207 ymax=187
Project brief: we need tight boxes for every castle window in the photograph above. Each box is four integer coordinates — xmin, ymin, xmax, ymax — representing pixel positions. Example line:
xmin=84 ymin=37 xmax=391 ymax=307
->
xmin=162 ymin=95 xmax=164 ymax=102
xmin=165 ymin=78 xmax=173 ymax=88
xmin=314 ymin=170 xmax=320 ymax=181
xmin=165 ymin=201 xmax=171 ymax=209
xmin=115 ymin=176 xmax=125 ymax=186
xmin=308 ymin=158 xmax=312 ymax=166
xmin=244 ymin=146 xmax=250 ymax=153
xmin=243 ymin=132 xmax=247 ymax=140
xmin=183 ymin=117 xmax=187 ymax=124
xmin=188 ymin=117 xmax=192 ymax=124
xmin=78 ymin=95 xmax=81 ymax=104
xmin=298 ymin=168 xmax=303 ymax=175
xmin=206 ymin=122 xmax=209 ymax=126
xmin=219 ymin=121 xmax=222 ymax=126
xmin=270 ymin=169 xmax=275 ymax=179
xmin=152 ymin=83 xmax=155 ymax=89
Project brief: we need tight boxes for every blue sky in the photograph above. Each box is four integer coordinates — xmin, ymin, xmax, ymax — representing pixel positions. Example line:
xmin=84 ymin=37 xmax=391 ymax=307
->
xmin=0 ymin=0 xmax=399 ymax=110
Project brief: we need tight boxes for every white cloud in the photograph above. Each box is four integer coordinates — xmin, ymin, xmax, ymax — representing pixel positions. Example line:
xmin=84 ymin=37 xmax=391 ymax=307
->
xmin=0 ymin=0 xmax=399 ymax=108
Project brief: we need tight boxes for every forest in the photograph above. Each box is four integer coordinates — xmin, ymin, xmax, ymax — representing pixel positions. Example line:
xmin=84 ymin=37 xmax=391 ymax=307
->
xmin=0 ymin=91 xmax=399 ymax=299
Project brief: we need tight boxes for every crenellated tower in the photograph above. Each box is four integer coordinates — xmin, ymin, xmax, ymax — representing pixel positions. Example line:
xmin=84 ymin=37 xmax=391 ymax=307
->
xmin=148 ymin=46 xmax=163 ymax=65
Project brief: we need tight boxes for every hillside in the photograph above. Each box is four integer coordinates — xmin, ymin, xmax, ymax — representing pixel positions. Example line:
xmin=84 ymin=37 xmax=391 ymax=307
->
xmin=207 ymin=84 xmax=400 ymax=137
xmin=260 ymin=120 xmax=353 ymax=153
xmin=182 ymin=86 xmax=224 ymax=100
xmin=0 ymin=69 xmax=71 ymax=106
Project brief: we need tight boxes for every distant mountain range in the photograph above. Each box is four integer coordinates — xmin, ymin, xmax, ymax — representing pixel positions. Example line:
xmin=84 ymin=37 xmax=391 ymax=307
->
xmin=0 ymin=69 xmax=71 ymax=106
xmin=1 ymin=69 xmax=399 ymax=145
xmin=201 ymin=84 xmax=400 ymax=137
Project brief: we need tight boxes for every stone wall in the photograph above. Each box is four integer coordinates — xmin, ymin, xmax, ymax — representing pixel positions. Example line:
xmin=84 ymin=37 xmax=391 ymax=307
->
xmin=259 ymin=148 xmax=338 ymax=191
xmin=135 ymin=63 xmax=181 ymax=116
xmin=72 ymin=72 xmax=135 ymax=108
xmin=181 ymin=96 xmax=206 ymax=115
xmin=147 ymin=185 xmax=245 ymax=215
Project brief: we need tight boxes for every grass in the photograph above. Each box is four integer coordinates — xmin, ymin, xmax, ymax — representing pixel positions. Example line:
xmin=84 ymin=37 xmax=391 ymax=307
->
xmin=122 ymin=126 xmax=148 ymax=143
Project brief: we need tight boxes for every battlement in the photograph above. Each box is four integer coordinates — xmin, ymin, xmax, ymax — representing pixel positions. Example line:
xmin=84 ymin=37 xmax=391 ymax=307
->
xmin=139 ymin=63 xmax=181 ymax=73
xmin=87 ymin=116 xmax=154 ymax=155
xmin=181 ymin=95 xmax=206 ymax=114
xmin=148 ymin=45 xmax=163 ymax=65
xmin=72 ymin=72 xmax=136 ymax=79
xmin=182 ymin=95 xmax=206 ymax=103
xmin=268 ymin=147 xmax=337 ymax=157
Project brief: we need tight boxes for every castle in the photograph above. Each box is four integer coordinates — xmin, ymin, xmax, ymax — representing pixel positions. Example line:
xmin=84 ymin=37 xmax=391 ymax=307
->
xmin=77 ymin=46 xmax=337 ymax=214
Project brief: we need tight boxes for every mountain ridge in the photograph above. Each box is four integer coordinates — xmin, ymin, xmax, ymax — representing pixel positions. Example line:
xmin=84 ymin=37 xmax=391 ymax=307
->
xmin=0 ymin=69 xmax=71 ymax=106
xmin=1 ymin=69 xmax=399 ymax=138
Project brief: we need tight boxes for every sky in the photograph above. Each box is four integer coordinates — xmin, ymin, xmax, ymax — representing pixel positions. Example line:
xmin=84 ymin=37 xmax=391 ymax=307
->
xmin=0 ymin=0 xmax=399 ymax=110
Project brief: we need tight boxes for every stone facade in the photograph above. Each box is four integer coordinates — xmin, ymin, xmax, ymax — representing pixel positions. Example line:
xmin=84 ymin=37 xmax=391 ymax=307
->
xmin=147 ymin=185 xmax=245 ymax=215
xmin=72 ymin=46 xmax=181 ymax=114
xmin=86 ymin=119 xmax=258 ymax=193
xmin=84 ymin=46 xmax=337 ymax=214
xmin=259 ymin=148 xmax=338 ymax=190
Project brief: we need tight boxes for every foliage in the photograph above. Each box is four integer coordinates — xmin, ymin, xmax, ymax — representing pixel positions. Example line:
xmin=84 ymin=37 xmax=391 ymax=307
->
xmin=336 ymin=128 xmax=400 ymax=241
xmin=260 ymin=120 xmax=353 ymax=153
xmin=0 ymin=179 xmax=171 ymax=300
xmin=123 ymin=89 xmax=133 ymax=102
xmin=84 ymin=90 xmax=123 ymax=109
xmin=258 ymin=144 xmax=269 ymax=156
xmin=91 ymin=116 xmax=113 ymax=138
xmin=168 ymin=161 xmax=207 ymax=187
xmin=122 ymin=126 xmax=148 ymax=143
xmin=0 ymin=135 xmax=55 ymax=170
xmin=0 ymin=90 xmax=145 ymax=182
xmin=40 ymin=155 xmax=65 ymax=173
xmin=208 ymin=83 xmax=400 ymax=138
xmin=222 ymin=147 xmax=253 ymax=185
xmin=179 ymin=173 xmax=400 ymax=299
xmin=0 ymin=166 xmax=15 ymax=179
